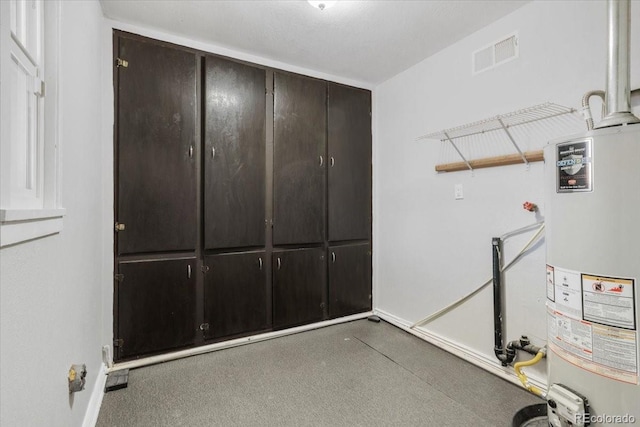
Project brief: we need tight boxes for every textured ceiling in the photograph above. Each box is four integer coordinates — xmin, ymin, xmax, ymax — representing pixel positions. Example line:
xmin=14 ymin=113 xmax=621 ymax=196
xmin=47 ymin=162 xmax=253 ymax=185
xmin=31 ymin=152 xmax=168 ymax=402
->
xmin=100 ymin=0 xmax=529 ymax=85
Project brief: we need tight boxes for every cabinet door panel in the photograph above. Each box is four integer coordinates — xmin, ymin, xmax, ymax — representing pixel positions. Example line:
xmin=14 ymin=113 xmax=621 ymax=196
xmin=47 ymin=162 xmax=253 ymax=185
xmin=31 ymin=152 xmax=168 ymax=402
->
xmin=204 ymin=57 xmax=266 ymax=249
xmin=273 ymin=248 xmax=325 ymax=329
xmin=273 ymin=73 xmax=326 ymax=245
xmin=328 ymin=84 xmax=372 ymax=242
xmin=204 ymin=251 xmax=267 ymax=339
xmin=329 ymin=243 xmax=372 ymax=318
xmin=116 ymin=258 xmax=197 ymax=360
xmin=116 ymin=38 xmax=197 ymax=255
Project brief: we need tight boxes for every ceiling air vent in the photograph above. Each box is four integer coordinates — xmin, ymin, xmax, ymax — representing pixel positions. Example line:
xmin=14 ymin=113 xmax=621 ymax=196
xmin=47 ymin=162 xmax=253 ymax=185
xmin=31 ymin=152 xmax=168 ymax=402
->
xmin=473 ymin=32 xmax=519 ymax=75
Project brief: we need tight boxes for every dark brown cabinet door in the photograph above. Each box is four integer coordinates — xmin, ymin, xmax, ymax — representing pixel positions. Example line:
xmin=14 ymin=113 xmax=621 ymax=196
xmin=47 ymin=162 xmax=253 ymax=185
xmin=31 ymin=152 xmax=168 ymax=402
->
xmin=273 ymin=72 xmax=326 ymax=245
xmin=273 ymin=248 xmax=325 ymax=329
xmin=328 ymin=243 xmax=372 ymax=318
xmin=203 ymin=251 xmax=267 ymax=340
xmin=116 ymin=258 xmax=197 ymax=359
xmin=328 ymin=84 xmax=372 ymax=242
xmin=204 ymin=57 xmax=266 ymax=250
xmin=116 ymin=37 xmax=198 ymax=255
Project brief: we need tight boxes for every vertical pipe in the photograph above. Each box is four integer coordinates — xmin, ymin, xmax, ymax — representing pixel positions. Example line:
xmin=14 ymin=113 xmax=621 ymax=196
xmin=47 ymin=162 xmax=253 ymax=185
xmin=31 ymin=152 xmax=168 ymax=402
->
xmin=606 ymin=0 xmax=631 ymax=115
xmin=597 ymin=0 xmax=640 ymax=127
xmin=492 ymin=237 xmax=507 ymax=365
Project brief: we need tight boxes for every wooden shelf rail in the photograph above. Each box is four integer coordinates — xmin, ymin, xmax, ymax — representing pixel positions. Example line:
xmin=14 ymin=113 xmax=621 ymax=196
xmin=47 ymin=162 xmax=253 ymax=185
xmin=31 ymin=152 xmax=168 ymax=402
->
xmin=435 ymin=150 xmax=544 ymax=173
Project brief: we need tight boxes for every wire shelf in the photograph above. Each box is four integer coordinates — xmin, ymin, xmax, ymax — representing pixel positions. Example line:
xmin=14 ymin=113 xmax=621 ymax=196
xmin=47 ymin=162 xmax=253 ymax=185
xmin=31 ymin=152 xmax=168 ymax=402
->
xmin=418 ymin=103 xmax=576 ymax=142
xmin=417 ymin=102 xmax=581 ymax=172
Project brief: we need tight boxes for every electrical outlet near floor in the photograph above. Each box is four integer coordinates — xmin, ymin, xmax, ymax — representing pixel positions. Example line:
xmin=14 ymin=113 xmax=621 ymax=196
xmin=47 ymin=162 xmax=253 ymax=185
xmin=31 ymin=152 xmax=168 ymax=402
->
xmin=454 ymin=184 xmax=464 ymax=200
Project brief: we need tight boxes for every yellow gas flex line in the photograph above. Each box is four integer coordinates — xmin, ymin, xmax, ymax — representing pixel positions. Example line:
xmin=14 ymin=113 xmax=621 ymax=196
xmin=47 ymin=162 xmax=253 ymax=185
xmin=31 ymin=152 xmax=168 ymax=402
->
xmin=514 ymin=348 xmax=546 ymax=397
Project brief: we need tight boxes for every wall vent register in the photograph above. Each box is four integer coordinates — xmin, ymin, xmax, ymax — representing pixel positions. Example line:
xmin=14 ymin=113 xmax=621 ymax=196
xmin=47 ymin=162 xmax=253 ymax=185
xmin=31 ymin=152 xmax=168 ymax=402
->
xmin=472 ymin=32 xmax=519 ymax=75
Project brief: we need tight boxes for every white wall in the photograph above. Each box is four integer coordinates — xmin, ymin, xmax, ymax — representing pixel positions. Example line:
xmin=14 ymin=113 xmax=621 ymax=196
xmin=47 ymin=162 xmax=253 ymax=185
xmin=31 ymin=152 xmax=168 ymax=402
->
xmin=0 ymin=1 xmax=105 ymax=426
xmin=373 ymin=0 xmax=640 ymax=383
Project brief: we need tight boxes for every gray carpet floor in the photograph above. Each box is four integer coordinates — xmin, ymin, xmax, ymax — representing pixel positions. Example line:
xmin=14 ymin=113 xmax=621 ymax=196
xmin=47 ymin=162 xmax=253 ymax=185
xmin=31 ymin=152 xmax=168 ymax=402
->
xmin=96 ymin=319 xmax=542 ymax=426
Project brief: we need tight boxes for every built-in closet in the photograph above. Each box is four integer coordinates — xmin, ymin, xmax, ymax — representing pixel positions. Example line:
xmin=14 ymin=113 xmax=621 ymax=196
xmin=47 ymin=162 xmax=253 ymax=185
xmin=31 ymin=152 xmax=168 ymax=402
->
xmin=113 ymin=31 xmax=372 ymax=361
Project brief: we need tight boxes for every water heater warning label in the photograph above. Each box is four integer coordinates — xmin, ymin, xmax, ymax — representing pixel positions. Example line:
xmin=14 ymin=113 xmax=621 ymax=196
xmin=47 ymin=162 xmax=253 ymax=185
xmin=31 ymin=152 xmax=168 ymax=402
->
xmin=582 ymin=274 xmax=635 ymax=330
xmin=547 ymin=265 xmax=638 ymax=384
xmin=547 ymin=267 xmax=636 ymax=329
xmin=556 ymin=139 xmax=592 ymax=193
xmin=548 ymin=308 xmax=638 ymax=384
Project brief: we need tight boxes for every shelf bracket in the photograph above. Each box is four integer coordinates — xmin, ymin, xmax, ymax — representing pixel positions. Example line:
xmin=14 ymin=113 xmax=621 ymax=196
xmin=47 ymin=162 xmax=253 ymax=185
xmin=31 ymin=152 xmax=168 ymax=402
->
xmin=497 ymin=117 xmax=528 ymax=166
xmin=444 ymin=131 xmax=473 ymax=171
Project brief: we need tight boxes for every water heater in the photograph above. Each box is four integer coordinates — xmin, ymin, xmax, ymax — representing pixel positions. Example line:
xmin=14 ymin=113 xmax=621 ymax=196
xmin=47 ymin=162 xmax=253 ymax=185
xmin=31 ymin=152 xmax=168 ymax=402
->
xmin=544 ymin=124 xmax=640 ymax=426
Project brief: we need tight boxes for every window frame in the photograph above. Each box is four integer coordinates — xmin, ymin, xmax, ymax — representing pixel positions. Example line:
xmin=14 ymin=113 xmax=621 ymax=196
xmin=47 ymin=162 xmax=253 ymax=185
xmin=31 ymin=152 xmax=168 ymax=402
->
xmin=0 ymin=0 xmax=65 ymax=248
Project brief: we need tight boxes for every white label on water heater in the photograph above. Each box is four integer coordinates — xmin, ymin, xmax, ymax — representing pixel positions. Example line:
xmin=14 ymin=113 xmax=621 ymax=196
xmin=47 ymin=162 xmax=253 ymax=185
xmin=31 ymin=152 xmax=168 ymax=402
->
xmin=547 ymin=265 xmax=638 ymax=384
xmin=550 ymin=267 xmax=583 ymax=318
xmin=546 ymin=265 xmax=555 ymax=302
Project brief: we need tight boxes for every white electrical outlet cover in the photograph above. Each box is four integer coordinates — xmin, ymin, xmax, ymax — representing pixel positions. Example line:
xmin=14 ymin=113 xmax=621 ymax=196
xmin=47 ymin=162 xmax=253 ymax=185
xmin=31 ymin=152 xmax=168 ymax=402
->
xmin=454 ymin=184 xmax=464 ymax=200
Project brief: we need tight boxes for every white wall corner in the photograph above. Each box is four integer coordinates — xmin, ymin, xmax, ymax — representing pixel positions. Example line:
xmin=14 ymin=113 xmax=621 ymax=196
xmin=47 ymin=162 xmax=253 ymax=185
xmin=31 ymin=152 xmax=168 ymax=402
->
xmin=82 ymin=363 xmax=107 ymax=427
xmin=373 ymin=308 xmax=548 ymax=394
xmin=100 ymin=17 xmax=116 ymax=361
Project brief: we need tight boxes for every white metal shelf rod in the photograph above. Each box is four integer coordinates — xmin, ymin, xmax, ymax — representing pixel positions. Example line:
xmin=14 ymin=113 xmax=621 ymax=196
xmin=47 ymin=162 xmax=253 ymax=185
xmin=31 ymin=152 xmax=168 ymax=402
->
xmin=445 ymin=109 xmax=575 ymax=141
xmin=497 ymin=117 xmax=528 ymax=165
xmin=502 ymin=109 xmax=575 ymax=127
xmin=444 ymin=131 xmax=473 ymax=171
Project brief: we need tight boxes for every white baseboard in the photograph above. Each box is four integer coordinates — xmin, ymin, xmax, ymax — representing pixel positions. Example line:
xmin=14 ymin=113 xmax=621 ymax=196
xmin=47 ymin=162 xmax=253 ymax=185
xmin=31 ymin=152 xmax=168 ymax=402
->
xmin=82 ymin=363 xmax=107 ymax=427
xmin=110 ymin=311 xmax=373 ymax=372
xmin=374 ymin=308 xmax=547 ymax=394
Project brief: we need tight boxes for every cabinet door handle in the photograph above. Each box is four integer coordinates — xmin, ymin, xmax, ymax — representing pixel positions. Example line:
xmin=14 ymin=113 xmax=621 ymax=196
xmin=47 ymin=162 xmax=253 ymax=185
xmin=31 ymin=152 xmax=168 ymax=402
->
xmin=319 ymin=155 xmax=324 ymax=167
xmin=258 ymin=257 xmax=263 ymax=270
xmin=331 ymin=252 xmax=336 ymax=263
xmin=187 ymin=264 xmax=192 ymax=279
xmin=330 ymin=157 xmax=335 ymax=167
xmin=189 ymin=145 xmax=194 ymax=158
xmin=277 ymin=257 xmax=281 ymax=270
xmin=211 ymin=146 xmax=216 ymax=159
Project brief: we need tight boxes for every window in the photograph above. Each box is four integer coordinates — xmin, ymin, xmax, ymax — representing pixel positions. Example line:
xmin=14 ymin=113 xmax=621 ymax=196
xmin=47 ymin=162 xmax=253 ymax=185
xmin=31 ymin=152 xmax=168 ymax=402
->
xmin=1 ymin=0 xmax=65 ymax=247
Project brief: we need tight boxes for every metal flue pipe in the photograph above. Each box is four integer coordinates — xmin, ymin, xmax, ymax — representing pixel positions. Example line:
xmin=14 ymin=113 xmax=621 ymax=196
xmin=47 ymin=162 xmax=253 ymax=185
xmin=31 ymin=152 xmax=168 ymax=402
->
xmin=596 ymin=0 xmax=640 ymax=128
